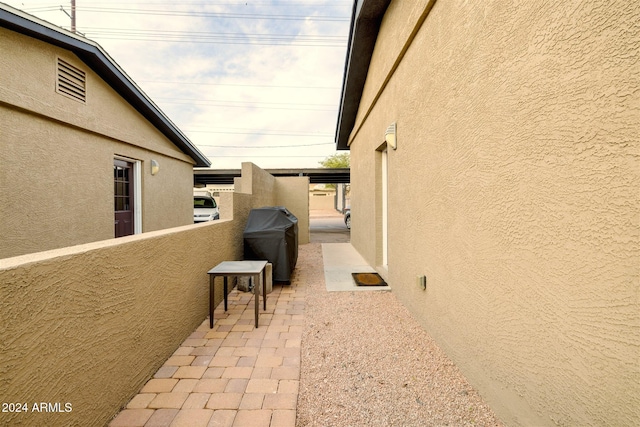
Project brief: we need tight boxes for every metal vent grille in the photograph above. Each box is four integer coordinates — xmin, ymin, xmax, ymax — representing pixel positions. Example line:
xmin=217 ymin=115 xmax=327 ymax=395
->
xmin=57 ymin=58 xmax=86 ymax=102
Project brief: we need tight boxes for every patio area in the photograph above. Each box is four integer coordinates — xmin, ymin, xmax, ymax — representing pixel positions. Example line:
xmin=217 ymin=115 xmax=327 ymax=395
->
xmin=109 ymin=280 xmax=304 ymax=427
xmin=109 ymin=237 xmax=502 ymax=427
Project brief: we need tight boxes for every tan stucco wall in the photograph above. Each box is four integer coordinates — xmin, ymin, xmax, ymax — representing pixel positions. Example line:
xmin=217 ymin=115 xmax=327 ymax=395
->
xmin=236 ymin=162 xmax=310 ymax=244
xmin=309 ymin=190 xmax=337 ymax=211
xmin=348 ymin=1 xmax=639 ymax=426
xmin=0 ymin=27 xmax=195 ymax=259
xmin=0 ymin=163 xmax=290 ymax=427
xmin=235 ymin=162 xmax=277 ymax=206
xmin=0 ymin=218 xmax=239 ymax=427
xmin=277 ymin=177 xmax=310 ymax=244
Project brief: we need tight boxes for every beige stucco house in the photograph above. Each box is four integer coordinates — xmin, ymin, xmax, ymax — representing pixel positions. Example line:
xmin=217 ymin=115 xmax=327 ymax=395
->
xmin=337 ymin=1 xmax=639 ymax=426
xmin=0 ymin=4 xmax=210 ymax=259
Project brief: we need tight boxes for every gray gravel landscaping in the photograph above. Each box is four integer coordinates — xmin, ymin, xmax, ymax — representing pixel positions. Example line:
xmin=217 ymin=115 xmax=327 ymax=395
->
xmin=295 ymin=243 xmax=504 ymax=427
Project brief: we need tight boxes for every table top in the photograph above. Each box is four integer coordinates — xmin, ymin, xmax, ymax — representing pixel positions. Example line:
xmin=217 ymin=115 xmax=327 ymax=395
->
xmin=208 ymin=260 xmax=268 ymax=275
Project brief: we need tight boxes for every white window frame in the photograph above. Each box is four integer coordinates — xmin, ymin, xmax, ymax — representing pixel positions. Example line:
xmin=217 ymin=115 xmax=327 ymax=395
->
xmin=114 ymin=155 xmax=142 ymax=234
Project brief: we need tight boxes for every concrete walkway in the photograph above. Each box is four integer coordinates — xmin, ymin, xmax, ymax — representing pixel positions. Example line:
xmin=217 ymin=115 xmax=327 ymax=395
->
xmin=322 ymin=243 xmax=389 ymax=292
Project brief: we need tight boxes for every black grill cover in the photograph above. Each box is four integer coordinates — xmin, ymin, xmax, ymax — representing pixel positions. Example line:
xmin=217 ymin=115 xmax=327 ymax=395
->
xmin=243 ymin=207 xmax=298 ymax=282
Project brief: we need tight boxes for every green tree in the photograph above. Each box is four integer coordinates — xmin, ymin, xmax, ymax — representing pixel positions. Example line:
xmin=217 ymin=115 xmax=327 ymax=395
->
xmin=318 ymin=153 xmax=350 ymax=190
xmin=319 ymin=152 xmax=350 ymax=168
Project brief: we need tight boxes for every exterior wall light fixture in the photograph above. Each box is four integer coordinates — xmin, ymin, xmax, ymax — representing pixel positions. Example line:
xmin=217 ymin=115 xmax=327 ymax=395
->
xmin=385 ymin=122 xmax=397 ymax=150
xmin=151 ymin=159 xmax=160 ymax=175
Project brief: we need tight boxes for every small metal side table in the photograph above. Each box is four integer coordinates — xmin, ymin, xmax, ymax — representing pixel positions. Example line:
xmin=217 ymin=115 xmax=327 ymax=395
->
xmin=207 ymin=260 xmax=268 ymax=328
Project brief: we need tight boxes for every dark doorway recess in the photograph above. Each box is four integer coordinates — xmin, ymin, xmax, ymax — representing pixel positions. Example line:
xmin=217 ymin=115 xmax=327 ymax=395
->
xmin=114 ymin=159 xmax=134 ymax=238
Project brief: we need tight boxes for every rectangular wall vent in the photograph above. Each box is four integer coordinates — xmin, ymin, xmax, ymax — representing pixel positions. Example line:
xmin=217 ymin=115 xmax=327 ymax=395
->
xmin=57 ymin=58 xmax=86 ymax=103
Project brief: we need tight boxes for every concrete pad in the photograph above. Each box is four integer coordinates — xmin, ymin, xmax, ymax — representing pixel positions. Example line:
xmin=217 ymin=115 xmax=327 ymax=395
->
xmin=321 ymin=243 xmax=390 ymax=292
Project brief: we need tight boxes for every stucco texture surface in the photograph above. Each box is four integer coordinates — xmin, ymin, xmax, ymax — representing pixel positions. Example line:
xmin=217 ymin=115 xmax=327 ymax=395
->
xmin=0 ymin=27 xmax=195 ymax=258
xmin=277 ymin=178 xmax=311 ymax=245
xmin=348 ymin=1 xmax=639 ymax=426
xmin=236 ymin=163 xmax=311 ymax=244
xmin=0 ymin=219 xmax=239 ymax=427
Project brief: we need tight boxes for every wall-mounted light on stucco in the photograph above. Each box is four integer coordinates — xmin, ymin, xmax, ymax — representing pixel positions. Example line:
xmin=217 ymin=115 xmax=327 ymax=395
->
xmin=385 ymin=122 xmax=397 ymax=150
xmin=150 ymin=159 xmax=160 ymax=175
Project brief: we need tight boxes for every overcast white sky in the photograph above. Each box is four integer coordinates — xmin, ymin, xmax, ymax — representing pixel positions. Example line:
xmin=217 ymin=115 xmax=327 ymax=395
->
xmin=5 ymin=0 xmax=353 ymax=169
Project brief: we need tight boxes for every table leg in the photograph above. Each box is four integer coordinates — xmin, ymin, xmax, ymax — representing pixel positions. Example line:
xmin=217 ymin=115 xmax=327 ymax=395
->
xmin=209 ymin=275 xmax=214 ymax=329
xmin=223 ymin=276 xmax=228 ymax=312
xmin=254 ymin=275 xmax=259 ymax=328
xmin=262 ymin=269 xmax=267 ymax=311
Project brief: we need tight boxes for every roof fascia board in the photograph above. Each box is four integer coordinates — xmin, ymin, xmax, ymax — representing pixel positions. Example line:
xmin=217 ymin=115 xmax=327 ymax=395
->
xmin=335 ymin=0 xmax=391 ymax=150
xmin=0 ymin=4 xmax=210 ymax=167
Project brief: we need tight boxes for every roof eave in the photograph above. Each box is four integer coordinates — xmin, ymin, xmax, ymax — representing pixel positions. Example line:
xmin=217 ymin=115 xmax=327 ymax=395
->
xmin=0 ymin=4 xmax=211 ymax=167
xmin=335 ymin=0 xmax=391 ymax=150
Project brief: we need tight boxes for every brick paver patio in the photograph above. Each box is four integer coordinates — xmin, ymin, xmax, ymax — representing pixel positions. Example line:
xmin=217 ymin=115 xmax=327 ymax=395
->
xmin=110 ymin=280 xmax=306 ymax=427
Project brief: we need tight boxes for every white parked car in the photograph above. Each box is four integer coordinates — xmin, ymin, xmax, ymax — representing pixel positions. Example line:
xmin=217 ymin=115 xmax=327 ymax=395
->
xmin=194 ymin=195 xmax=219 ymax=222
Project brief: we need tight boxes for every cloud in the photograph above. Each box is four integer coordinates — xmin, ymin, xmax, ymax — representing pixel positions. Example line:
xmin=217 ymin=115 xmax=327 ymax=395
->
xmin=6 ymin=0 xmax=352 ymax=169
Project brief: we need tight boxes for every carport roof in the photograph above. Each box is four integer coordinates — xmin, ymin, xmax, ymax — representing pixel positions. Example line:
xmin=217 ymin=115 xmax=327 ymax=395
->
xmin=194 ymin=168 xmax=350 ymax=185
xmin=0 ymin=4 xmax=210 ymax=167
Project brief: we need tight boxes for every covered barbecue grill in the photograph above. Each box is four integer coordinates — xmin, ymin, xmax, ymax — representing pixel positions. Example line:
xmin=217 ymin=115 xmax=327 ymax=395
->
xmin=243 ymin=207 xmax=298 ymax=283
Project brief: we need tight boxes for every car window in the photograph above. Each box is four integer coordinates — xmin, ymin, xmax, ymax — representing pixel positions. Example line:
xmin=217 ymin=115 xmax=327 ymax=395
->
xmin=194 ymin=197 xmax=216 ymax=208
